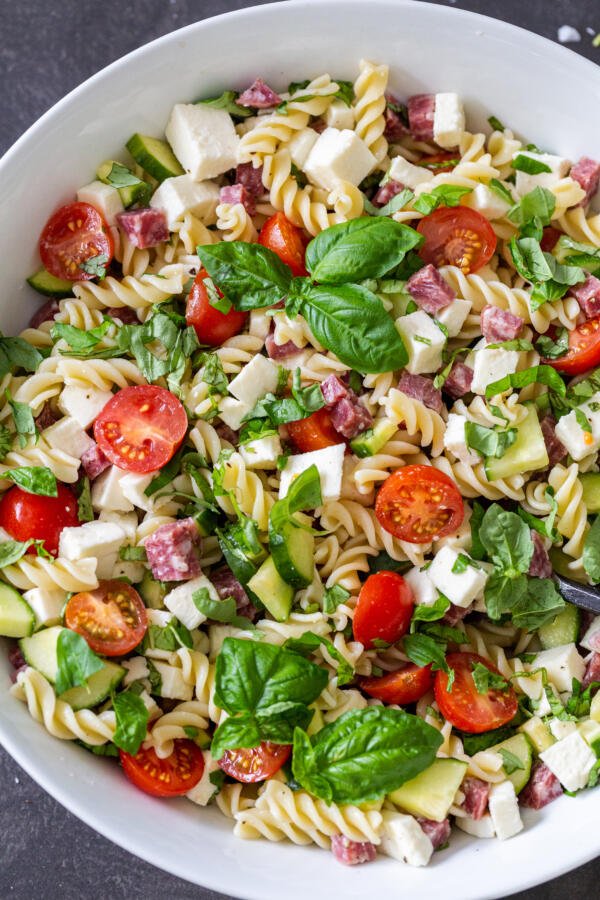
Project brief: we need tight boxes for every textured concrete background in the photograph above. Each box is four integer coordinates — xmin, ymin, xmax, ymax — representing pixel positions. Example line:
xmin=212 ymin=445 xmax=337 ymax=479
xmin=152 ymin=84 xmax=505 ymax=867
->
xmin=1 ymin=1 xmax=599 ymax=897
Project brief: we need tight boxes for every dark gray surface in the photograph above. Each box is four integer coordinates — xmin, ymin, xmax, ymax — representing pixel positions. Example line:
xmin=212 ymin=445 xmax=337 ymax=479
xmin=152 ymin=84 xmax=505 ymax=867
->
xmin=1 ymin=0 xmax=599 ymax=897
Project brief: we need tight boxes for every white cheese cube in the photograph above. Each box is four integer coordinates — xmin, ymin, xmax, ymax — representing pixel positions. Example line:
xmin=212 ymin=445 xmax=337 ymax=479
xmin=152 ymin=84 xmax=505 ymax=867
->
xmin=514 ymin=151 xmax=571 ymax=197
xmin=554 ymin=394 xmax=600 ymax=461
xmin=580 ymin=615 xmax=600 ymax=652
xmin=95 ymin=552 xmax=118 ymax=580
xmin=112 ymin=559 xmax=145 ymax=583
xmin=42 ymin=416 xmax=95 ymax=459
xmin=228 ymin=354 xmax=280 ymax=406
xmin=433 ymin=93 xmax=465 ymax=149
xmin=444 ymin=413 xmax=481 ymax=464
xmin=22 ymin=588 xmax=65 ymax=627
xmin=147 ymin=609 xmax=173 ymax=628
xmin=304 ymin=127 xmax=376 ymax=191
xmin=92 ymin=466 xmax=134 ymax=513
xmin=239 ymin=434 xmax=282 ymax=469
xmin=218 ymin=397 xmax=252 ymax=431
xmin=379 ymin=811 xmax=433 ymax=866
xmin=471 ymin=348 xmax=519 ymax=396
xmin=279 ymin=444 xmax=345 ymax=503
xmin=466 ymin=184 xmax=511 ymax=220
xmin=549 ymin=717 xmax=577 ymax=741
xmin=288 ymin=129 xmax=319 ymax=170
xmin=186 ymin=751 xmax=220 ymax=806
xmin=150 ymin=174 xmax=220 ymax=229
xmin=428 ymin=546 xmax=487 ymax=608
xmin=139 ymin=688 xmax=162 ymax=721
xmin=119 ymin=472 xmax=157 ymax=512
xmin=435 ymin=298 xmax=471 ymax=338
xmin=324 ymin=100 xmax=355 ymax=130
xmin=403 ymin=567 xmax=438 ymax=607
xmin=77 ymin=180 xmax=124 ymax=226
xmin=488 ymin=781 xmax=523 ymax=841
xmin=122 ymin=656 xmax=150 ymax=686
xmin=249 ymin=309 xmax=272 ymax=341
xmin=151 ymin=659 xmax=193 ymax=701
xmin=58 ymin=520 xmax=126 ymax=561
xmin=98 ymin=511 xmax=138 ymax=542
xmin=395 ymin=310 xmax=446 ymax=375
xmin=164 ymin=575 xmax=217 ymax=631
xmin=528 ymin=644 xmax=586 ymax=692
xmin=387 ymin=155 xmax=431 ymax=190
xmin=540 ymin=730 xmax=596 ymax=792
xmin=165 ymin=103 xmax=239 ymax=181
xmin=455 ymin=814 xmax=495 ymax=838
xmin=58 ymin=385 xmax=113 ymax=429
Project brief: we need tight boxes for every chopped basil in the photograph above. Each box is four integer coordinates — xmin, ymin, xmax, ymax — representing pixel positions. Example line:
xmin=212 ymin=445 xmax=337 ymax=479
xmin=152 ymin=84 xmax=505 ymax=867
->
xmin=284 ymin=631 xmax=353 ymax=686
xmin=119 ymin=545 xmax=147 ymax=562
xmin=192 ymin=587 xmax=250 ymax=627
xmin=78 ymin=253 xmax=108 ymax=279
xmin=471 ymin=661 xmax=510 ymax=695
xmin=512 ymin=153 xmax=552 ymax=174
xmin=0 ymin=336 xmax=45 ymax=379
xmin=0 ymin=539 xmax=46 ymax=567
xmin=323 ymin=583 xmax=350 ymax=614
xmin=464 ymin=422 xmax=517 ymax=459
xmin=363 ymin=188 xmax=414 ymax=217
xmin=204 ymin=276 xmax=232 ymax=315
xmin=112 ymin=691 xmax=149 ymax=755
xmin=486 ymin=339 xmax=533 ymax=352
xmin=508 ymin=187 xmax=555 ymax=229
xmin=488 ymin=115 xmax=505 ymax=131
xmin=489 ymin=178 xmax=515 ymax=205
xmin=76 ymin=477 xmax=94 ymax=523
xmin=412 ymin=185 xmax=472 ymax=216
xmin=535 ymin=328 xmax=569 ymax=360
xmin=2 ymin=466 xmax=57 ymax=496
xmin=7 ymin=394 xmax=38 ymax=449
xmin=410 ymin=593 xmax=450 ymax=625
xmin=52 ymin=318 xmax=114 ymax=356
xmin=55 ymin=629 xmax=103 ymax=696
xmin=498 ymin=747 xmax=526 ymax=774
xmin=195 ymin=89 xmax=253 ymax=118
xmin=575 ymin=408 xmax=592 ymax=433
xmin=583 ymin=515 xmax=600 ymax=583
xmin=485 ymin=364 xmax=566 ymax=398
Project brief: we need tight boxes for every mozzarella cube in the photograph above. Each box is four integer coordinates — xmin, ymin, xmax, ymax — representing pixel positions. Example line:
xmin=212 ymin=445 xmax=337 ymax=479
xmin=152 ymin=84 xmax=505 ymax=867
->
xmin=239 ymin=434 xmax=282 ymax=469
xmin=151 ymin=659 xmax=193 ymax=701
xmin=395 ymin=310 xmax=446 ymax=375
xmin=228 ymin=354 xmax=280 ymax=407
xmin=514 ymin=151 xmax=571 ymax=197
xmin=444 ymin=413 xmax=481 ymax=464
xmin=150 ymin=174 xmax=220 ymax=228
xmin=455 ymin=814 xmax=495 ymax=838
xmin=147 ymin=609 xmax=173 ymax=628
xmin=554 ymin=394 xmax=600 ymax=460
xmin=466 ymin=184 xmax=511 ymax=220
xmin=42 ymin=416 xmax=95 ymax=460
xmin=92 ymin=466 xmax=134 ymax=513
xmin=379 ymin=811 xmax=433 ymax=866
xmin=95 ymin=552 xmax=118 ymax=580
xmin=540 ymin=730 xmax=596 ymax=792
xmin=549 ymin=717 xmax=578 ymax=741
xmin=59 ymin=520 xmax=126 ymax=561
xmin=119 ymin=472 xmax=157 ymax=513
xmin=279 ymin=443 xmax=345 ymax=503
xmin=186 ymin=751 xmax=220 ymax=806
xmin=58 ymin=385 xmax=113 ymax=429
xmin=528 ymin=643 xmax=586 ymax=692
xmin=471 ymin=348 xmax=519 ymax=396
xmin=22 ymin=587 xmax=65 ymax=627
xmin=249 ymin=309 xmax=272 ymax=341
xmin=77 ymin=180 xmax=124 ymax=226
xmin=165 ymin=103 xmax=239 ymax=181
xmin=98 ymin=510 xmax=138 ymax=542
xmin=324 ymin=100 xmax=355 ymax=130
xmin=387 ymin=155 xmax=431 ymax=190
xmin=435 ymin=299 xmax=471 ymax=338
xmin=488 ymin=781 xmax=523 ymax=841
xmin=580 ymin=615 xmax=600 ymax=652
xmin=433 ymin=93 xmax=465 ymax=149
xmin=304 ymin=128 xmax=376 ymax=191
xmin=164 ymin=575 xmax=217 ymax=631
xmin=403 ymin=567 xmax=438 ymax=607
xmin=122 ymin=656 xmax=150 ymax=686
xmin=139 ymin=689 xmax=162 ymax=721
xmin=218 ymin=397 xmax=252 ymax=431
xmin=112 ymin=559 xmax=145 ymax=583
xmin=428 ymin=546 xmax=487 ymax=608
xmin=288 ymin=129 xmax=319 ymax=170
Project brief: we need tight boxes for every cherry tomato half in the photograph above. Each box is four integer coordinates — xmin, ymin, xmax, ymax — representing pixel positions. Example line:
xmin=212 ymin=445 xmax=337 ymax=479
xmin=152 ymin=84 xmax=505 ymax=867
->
xmin=218 ymin=742 xmax=291 ymax=783
xmin=545 ymin=317 xmax=600 ymax=377
xmin=120 ymin=740 xmax=205 ymax=797
xmin=259 ymin=212 xmax=308 ymax=276
xmin=376 ymin=465 xmax=464 ymax=544
xmin=434 ymin=652 xmax=518 ymax=734
xmin=361 ymin=664 xmax=433 ymax=705
xmin=65 ymin=580 xmax=147 ymax=656
xmin=186 ymin=268 xmax=248 ymax=347
xmin=419 ymin=152 xmax=459 ymax=174
xmin=0 ymin=484 xmax=79 ymax=557
xmin=353 ymin=571 xmax=415 ymax=649
xmin=94 ymin=385 xmax=187 ymax=474
xmin=417 ymin=206 xmax=497 ymax=274
xmin=287 ymin=407 xmax=341 ymax=452
xmin=39 ymin=201 xmax=114 ymax=281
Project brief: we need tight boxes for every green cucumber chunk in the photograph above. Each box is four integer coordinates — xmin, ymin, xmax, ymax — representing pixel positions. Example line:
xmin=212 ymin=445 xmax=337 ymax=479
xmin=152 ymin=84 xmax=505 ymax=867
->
xmin=350 ymin=419 xmax=397 ymax=458
xmin=269 ymin=516 xmax=314 ymax=588
xmin=247 ymin=556 xmax=293 ymax=622
xmin=138 ymin=571 xmax=168 ymax=610
xmin=19 ymin=625 xmax=63 ymax=681
xmin=194 ymin=507 xmax=219 ymax=538
xmin=518 ymin=715 xmax=555 ymax=754
xmin=96 ymin=160 xmax=151 ymax=207
xmin=578 ymin=719 xmax=600 ymax=756
xmin=387 ymin=757 xmax=468 ymax=821
xmin=580 ymin=472 xmax=600 ymax=513
xmin=0 ymin=584 xmax=35 ymax=638
xmin=60 ymin=661 xmax=125 ymax=710
xmin=591 ymin=692 xmax=600 ymax=724
xmin=538 ymin=603 xmax=581 ymax=650
xmin=491 ymin=733 xmax=532 ymax=794
xmin=485 ymin=405 xmax=549 ymax=481
xmin=548 ymin=546 xmax=578 ymax=579
xmin=27 ymin=268 xmax=73 ymax=298
xmin=126 ymin=134 xmax=184 ymax=182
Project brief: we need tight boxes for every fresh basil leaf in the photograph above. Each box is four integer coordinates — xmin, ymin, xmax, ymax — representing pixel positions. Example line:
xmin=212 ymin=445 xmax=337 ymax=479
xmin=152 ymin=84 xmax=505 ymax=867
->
xmin=144 ymin=619 xmax=193 ymax=652
xmin=334 ymin=80 xmax=354 ymax=106
xmin=239 ymin=417 xmax=278 ymax=445
xmin=489 ymin=179 xmax=515 ymax=205
xmin=323 ymin=583 xmax=350 ymax=614
xmin=0 ymin=424 xmax=13 ymax=462
xmin=3 ymin=466 xmax=57 ymax=497
xmin=461 ymin=723 xmax=517 ymax=755
xmin=105 ymin=161 xmax=148 ymax=190
xmin=535 ymin=328 xmax=569 ymax=360
xmin=193 ymin=587 xmax=238 ymax=623
xmin=486 ymin=339 xmax=534 ymax=352
xmin=284 ymin=631 xmax=353 ymax=687
xmin=0 ymin=539 xmax=37 ymax=567
xmin=195 ymin=89 xmax=252 ymax=118
xmin=211 ymin=703 xmax=313 ymax=761
xmin=7 ymin=395 xmax=38 ymax=449
xmin=488 ymin=115 xmax=505 ymax=131
xmin=544 ymin=684 xmax=577 ymax=722
xmin=79 ymin=253 xmax=108 ymax=278
xmin=76 ymin=476 xmax=94 ymax=523
xmin=471 ymin=661 xmax=510 ymax=694
xmin=410 ymin=593 xmax=450 ymax=626
xmin=565 ymin=678 xmax=600 ymax=718
xmin=55 ymin=629 xmax=103 ymax=695
xmin=485 ymin=364 xmax=566 ymax=398
xmin=112 ymin=691 xmax=149 ymax=755
xmin=368 ymin=551 xmax=411 ymax=575
xmin=479 ymin=505 xmax=534 ymax=575
xmin=464 ymin=422 xmax=517 ymax=459
xmin=52 ymin=318 xmax=113 ymax=354
xmin=119 ymin=545 xmax=147 ymax=561
xmin=485 ymin=571 xmax=528 ymax=621
xmin=211 ymin=713 xmax=263 ymax=760
xmin=518 ymin=504 xmax=559 ymax=542
xmin=199 ymin=351 xmax=228 ymax=395
xmin=498 ymin=747 xmax=526 ymax=774
xmin=553 ymin=235 xmax=600 ymax=272
xmin=284 ymin=464 xmax=323 ymax=514
xmin=509 ymin=236 xmax=553 ymax=282
xmin=403 ymin=633 xmax=448 ymax=671
xmin=412 ymin=185 xmax=472 ymax=217
xmin=583 ymin=515 xmax=600 ymax=583
xmin=512 ymin=153 xmax=552 ymax=175
xmin=470 ymin=501 xmax=486 ymax=561
xmin=203 ymin=275 xmax=233 ymax=315
xmin=198 ymin=243 xmax=292 ymax=310
xmin=0 ymin=336 xmax=44 ymax=379
xmin=363 ymin=189 xmax=414 ymax=217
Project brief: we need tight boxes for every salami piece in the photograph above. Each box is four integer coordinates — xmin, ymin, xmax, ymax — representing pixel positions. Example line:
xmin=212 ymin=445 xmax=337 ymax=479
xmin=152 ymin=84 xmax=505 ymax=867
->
xmin=116 ymin=208 xmax=169 ymax=249
xmin=145 ymin=518 xmax=202 ymax=582
xmin=480 ymin=305 xmax=523 ymax=343
xmin=237 ymin=78 xmax=281 ymax=109
xmin=330 ymin=834 xmax=377 ymax=866
xmin=520 ymin=761 xmax=563 ymax=810
xmin=406 ymin=264 xmax=455 ymax=314
xmin=397 ymin=372 xmax=443 ymax=413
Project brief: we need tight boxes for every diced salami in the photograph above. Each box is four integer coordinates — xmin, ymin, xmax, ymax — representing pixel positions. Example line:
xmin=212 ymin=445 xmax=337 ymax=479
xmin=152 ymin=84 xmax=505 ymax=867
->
xmin=373 ymin=179 xmax=405 ymax=208
xmin=145 ymin=517 xmax=202 ymax=582
xmin=569 ymin=274 xmax=600 ymax=319
xmin=29 ymin=299 xmax=59 ymax=329
xmin=443 ymin=362 xmax=474 ymax=400
xmin=210 ymin=566 xmax=258 ymax=621
xmin=106 ymin=306 xmax=139 ymax=325
xmin=214 ymin=422 xmax=238 ymax=445
xmin=583 ymin=651 xmax=600 ymax=688
xmin=406 ymin=264 xmax=455 ymax=314
xmin=34 ymin=403 xmax=59 ymax=432
xmin=8 ymin=644 xmax=26 ymax=683
xmin=407 ymin=94 xmax=436 ymax=141
xmin=310 ymin=118 xmax=327 ymax=134
xmin=219 ymin=183 xmax=256 ymax=216
xmin=397 ymin=372 xmax=443 ymax=413
xmin=520 ymin=761 xmax=563 ymax=810
xmin=480 ymin=305 xmax=523 ymax=343
xmin=330 ymin=834 xmax=377 ymax=866
xmin=116 ymin=208 xmax=169 ymax=249
xmin=235 ymin=162 xmax=265 ymax=198
xmin=461 ymin=777 xmax=490 ymax=820
xmin=265 ymin=332 xmax=302 ymax=360
xmin=570 ymin=157 xmax=600 ymax=207
xmin=539 ymin=415 xmax=567 ymax=466
xmin=80 ymin=442 xmax=110 ymax=480
xmin=417 ymin=817 xmax=451 ymax=849
xmin=330 ymin=396 xmax=372 ymax=439
xmin=528 ymin=531 xmax=552 ymax=579
xmin=443 ymin=602 xmax=472 ymax=626
xmin=321 ymin=375 xmax=348 ymax=407
xmin=237 ymin=78 xmax=281 ymax=109
xmin=384 ymin=95 xmax=409 ymax=142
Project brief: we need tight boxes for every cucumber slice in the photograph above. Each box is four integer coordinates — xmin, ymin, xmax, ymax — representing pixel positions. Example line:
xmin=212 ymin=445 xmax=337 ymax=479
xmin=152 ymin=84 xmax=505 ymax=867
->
xmin=0 ymin=584 xmax=35 ymax=638
xmin=60 ymin=661 xmax=125 ymax=711
xmin=518 ymin=715 xmax=555 ymax=754
xmin=580 ymin=472 xmax=600 ymax=513
xmin=578 ymin=719 xmax=600 ymax=756
xmin=350 ymin=419 xmax=397 ymax=458
xmin=138 ymin=571 xmax=168 ymax=610
xmin=538 ymin=603 xmax=581 ymax=650
xmin=269 ymin=515 xmax=314 ymax=588
xmin=19 ymin=625 xmax=63 ymax=681
xmin=195 ymin=507 xmax=219 ymax=538
xmin=126 ymin=134 xmax=184 ymax=182
xmin=591 ymin=691 xmax=600 ymax=725
xmin=27 ymin=268 xmax=73 ymax=298
xmin=387 ymin=758 xmax=468 ymax=821
xmin=247 ymin=556 xmax=294 ymax=622
xmin=96 ymin=160 xmax=151 ymax=207
xmin=485 ymin=405 xmax=549 ymax=481
xmin=491 ymin=733 xmax=532 ymax=794
xmin=548 ymin=546 xmax=580 ymax=579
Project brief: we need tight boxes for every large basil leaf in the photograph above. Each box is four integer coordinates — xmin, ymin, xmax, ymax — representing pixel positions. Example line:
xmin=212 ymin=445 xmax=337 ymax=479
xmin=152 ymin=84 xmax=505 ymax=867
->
xmin=511 ymin=578 xmax=565 ymax=631
xmin=55 ymin=630 xmax=103 ymax=696
xmin=479 ymin=505 xmax=533 ymax=576
xmin=0 ymin=336 xmax=45 ymax=378
xmin=112 ymin=691 xmax=149 ymax=755
xmin=3 ymin=466 xmax=57 ymax=497
xmin=197 ymin=243 xmax=292 ymax=310
xmin=583 ymin=515 xmax=600 ymax=584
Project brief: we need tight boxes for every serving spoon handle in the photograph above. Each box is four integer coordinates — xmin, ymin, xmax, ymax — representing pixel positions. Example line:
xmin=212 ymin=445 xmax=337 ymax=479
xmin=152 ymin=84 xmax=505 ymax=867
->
xmin=553 ymin=573 xmax=600 ymax=615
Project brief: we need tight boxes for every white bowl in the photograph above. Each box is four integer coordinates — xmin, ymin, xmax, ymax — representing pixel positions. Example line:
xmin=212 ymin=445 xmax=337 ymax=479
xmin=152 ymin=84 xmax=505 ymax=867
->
xmin=1 ymin=1 xmax=599 ymax=896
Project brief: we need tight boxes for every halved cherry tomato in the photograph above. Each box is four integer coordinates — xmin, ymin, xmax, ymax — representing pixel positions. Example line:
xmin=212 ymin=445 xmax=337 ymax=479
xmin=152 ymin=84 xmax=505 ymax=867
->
xmin=419 ymin=152 xmax=459 ymax=174
xmin=353 ymin=571 xmax=415 ymax=649
xmin=361 ymin=664 xmax=433 ymax=705
xmin=540 ymin=226 xmax=562 ymax=253
xmin=218 ymin=742 xmax=291 ymax=783
xmin=376 ymin=465 xmax=464 ymax=543
xmin=186 ymin=268 xmax=247 ymax=346
xmin=65 ymin=580 xmax=147 ymax=656
xmin=120 ymin=739 xmax=204 ymax=797
xmin=287 ymin=407 xmax=341 ymax=452
xmin=0 ymin=484 xmax=79 ymax=557
xmin=434 ymin=652 xmax=518 ymax=734
xmin=39 ymin=201 xmax=114 ymax=281
xmin=259 ymin=212 xmax=308 ymax=276
xmin=545 ymin=317 xmax=600 ymax=376
xmin=417 ymin=206 xmax=497 ymax=274
xmin=94 ymin=385 xmax=187 ymax=473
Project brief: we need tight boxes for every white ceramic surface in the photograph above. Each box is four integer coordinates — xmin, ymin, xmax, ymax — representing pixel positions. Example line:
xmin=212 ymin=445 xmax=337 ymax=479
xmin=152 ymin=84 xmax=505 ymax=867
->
xmin=1 ymin=2 xmax=599 ymax=897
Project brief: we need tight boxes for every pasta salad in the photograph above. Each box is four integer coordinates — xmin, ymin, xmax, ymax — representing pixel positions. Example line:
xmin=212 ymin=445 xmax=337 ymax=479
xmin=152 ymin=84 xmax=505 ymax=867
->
xmin=2 ymin=59 xmax=600 ymax=868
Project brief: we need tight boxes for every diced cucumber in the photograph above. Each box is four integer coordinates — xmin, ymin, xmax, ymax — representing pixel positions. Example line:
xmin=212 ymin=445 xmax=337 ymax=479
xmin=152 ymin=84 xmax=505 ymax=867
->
xmin=578 ymin=719 xmax=600 ymax=756
xmin=126 ymin=134 xmax=184 ymax=182
xmin=247 ymin=556 xmax=294 ymax=622
xmin=96 ymin=160 xmax=151 ymax=207
xmin=27 ymin=268 xmax=73 ymax=298
xmin=591 ymin=692 xmax=600 ymax=724
xmin=194 ymin=507 xmax=219 ymax=538
xmin=0 ymin=584 xmax=35 ymax=638
xmin=19 ymin=625 xmax=64 ymax=681
xmin=60 ymin=661 xmax=125 ymax=710
xmin=518 ymin=715 xmax=555 ymax=754
xmin=538 ymin=603 xmax=581 ymax=650
xmin=138 ymin=571 xmax=168 ymax=610
xmin=387 ymin=758 xmax=468 ymax=821
xmin=350 ymin=418 xmax=398 ymax=458
xmin=269 ymin=515 xmax=314 ymax=588
xmin=580 ymin=472 xmax=600 ymax=513
xmin=485 ymin=405 xmax=549 ymax=481
xmin=548 ymin=546 xmax=579 ymax=579
xmin=491 ymin=733 xmax=532 ymax=794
